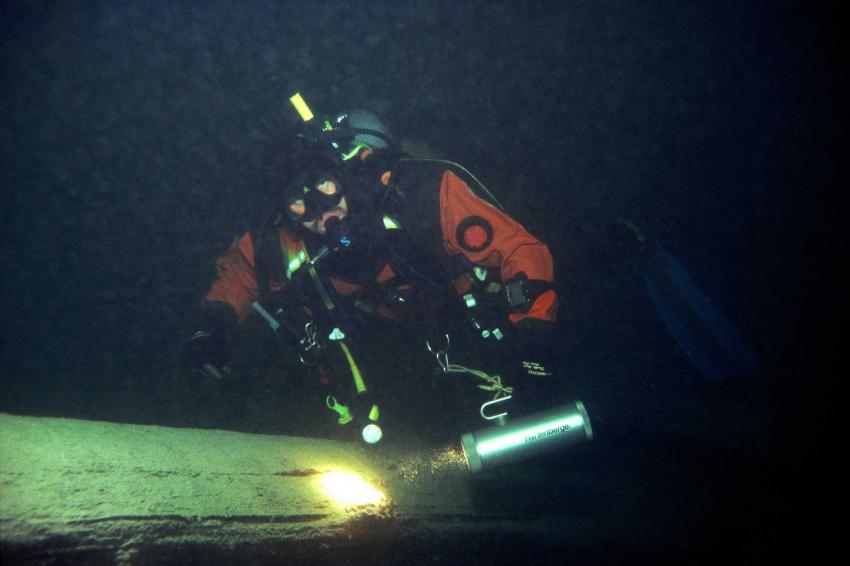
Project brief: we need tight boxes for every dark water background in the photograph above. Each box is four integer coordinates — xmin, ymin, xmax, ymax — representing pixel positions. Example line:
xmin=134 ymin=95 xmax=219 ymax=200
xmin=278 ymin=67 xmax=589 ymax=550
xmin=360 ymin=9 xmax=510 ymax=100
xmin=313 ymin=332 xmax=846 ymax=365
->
xmin=1 ymin=1 xmax=843 ymax=563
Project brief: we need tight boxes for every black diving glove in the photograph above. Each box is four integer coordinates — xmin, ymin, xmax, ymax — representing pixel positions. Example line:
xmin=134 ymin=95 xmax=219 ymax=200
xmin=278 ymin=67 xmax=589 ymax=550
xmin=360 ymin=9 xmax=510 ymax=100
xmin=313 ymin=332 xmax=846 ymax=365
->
xmin=511 ymin=318 xmax=557 ymax=414
xmin=354 ymin=148 xmax=398 ymax=189
xmin=183 ymin=301 xmax=238 ymax=380
xmin=517 ymin=319 xmax=554 ymax=378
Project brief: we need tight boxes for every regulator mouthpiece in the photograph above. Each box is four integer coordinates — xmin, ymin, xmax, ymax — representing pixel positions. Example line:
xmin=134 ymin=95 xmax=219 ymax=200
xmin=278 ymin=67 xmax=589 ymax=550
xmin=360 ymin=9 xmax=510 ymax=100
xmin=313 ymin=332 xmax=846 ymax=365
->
xmin=460 ymin=401 xmax=592 ymax=473
xmin=325 ymin=217 xmax=353 ymax=250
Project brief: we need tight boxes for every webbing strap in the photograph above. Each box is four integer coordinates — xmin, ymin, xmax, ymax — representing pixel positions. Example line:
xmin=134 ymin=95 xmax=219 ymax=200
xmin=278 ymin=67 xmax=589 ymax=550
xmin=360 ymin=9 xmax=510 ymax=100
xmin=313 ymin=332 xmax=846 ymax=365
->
xmin=444 ymin=363 xmax=512 ymax=399
xmin=308 ymin=265 xmax=336 ymax=311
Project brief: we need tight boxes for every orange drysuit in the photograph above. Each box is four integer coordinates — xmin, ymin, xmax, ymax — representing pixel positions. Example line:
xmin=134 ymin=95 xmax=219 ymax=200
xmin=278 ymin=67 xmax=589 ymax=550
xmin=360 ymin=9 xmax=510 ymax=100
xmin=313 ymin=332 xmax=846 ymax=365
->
xmin=204 ymin=167 xmax=557 ymax=332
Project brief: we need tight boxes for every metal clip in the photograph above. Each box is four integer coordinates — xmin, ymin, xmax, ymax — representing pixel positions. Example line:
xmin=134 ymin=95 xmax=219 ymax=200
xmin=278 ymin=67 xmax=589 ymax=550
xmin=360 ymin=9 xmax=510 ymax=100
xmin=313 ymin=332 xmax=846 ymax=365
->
xmin=426 ymin=334 xmax=451 ymax=373
xmin=480 ymin=396 xmax=512 ymax=424
xmin=298 ymin=321 xmax=321 ymax=365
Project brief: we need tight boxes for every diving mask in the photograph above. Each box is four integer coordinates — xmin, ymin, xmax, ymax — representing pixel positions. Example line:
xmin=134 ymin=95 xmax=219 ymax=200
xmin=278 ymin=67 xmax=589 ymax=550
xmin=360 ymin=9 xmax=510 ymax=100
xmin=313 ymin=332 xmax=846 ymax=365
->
xmin=286 ymin=174 xmax=344 ymax=223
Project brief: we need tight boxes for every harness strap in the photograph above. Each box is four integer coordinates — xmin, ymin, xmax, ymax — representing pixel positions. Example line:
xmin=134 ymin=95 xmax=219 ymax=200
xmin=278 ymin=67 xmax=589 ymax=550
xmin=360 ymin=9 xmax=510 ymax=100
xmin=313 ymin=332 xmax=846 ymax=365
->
xmin=250 ymin=214 xmax=285 ymax=305
xmin=308 ymin=265 xmax=336 ymax=311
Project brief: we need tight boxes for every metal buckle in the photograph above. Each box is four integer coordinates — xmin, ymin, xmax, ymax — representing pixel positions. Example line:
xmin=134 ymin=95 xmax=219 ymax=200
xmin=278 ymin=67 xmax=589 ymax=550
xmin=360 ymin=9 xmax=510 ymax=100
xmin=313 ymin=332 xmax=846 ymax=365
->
xmin=504 ymin=275 xmax=532 ymax=312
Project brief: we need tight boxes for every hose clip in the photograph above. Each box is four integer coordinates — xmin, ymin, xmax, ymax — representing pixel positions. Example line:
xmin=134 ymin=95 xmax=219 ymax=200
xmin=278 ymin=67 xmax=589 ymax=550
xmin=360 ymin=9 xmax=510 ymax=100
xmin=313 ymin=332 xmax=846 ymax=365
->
xmin=426 ymin=333 xmax=451 ymax=373
xmin=298 ymin=321 xmax=321 ymax=365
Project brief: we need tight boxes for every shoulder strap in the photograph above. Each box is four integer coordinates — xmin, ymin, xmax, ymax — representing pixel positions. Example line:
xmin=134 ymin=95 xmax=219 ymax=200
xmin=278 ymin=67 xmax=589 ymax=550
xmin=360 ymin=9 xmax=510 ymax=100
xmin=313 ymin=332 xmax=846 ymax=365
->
xmin=250 ymin=213 xmax=287 ymax=305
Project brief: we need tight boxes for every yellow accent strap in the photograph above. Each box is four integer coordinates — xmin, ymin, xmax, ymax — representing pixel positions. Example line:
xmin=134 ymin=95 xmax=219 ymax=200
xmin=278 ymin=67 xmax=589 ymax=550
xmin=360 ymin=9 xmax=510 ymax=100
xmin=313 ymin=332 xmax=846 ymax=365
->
xmin=341 ymin=142 xmax=367 ymax=161
xmin=308 ymin=266 xmax=336 ymax=310
xmin=382 ymin=215 xmax=402 ymax=230
xmin=287 ymin=248 xmax=307 ymax=279
xmin=338 ymin=341 xmax=367 ymax=394
xmin=278 ymin=234 xmax=334 ymax=310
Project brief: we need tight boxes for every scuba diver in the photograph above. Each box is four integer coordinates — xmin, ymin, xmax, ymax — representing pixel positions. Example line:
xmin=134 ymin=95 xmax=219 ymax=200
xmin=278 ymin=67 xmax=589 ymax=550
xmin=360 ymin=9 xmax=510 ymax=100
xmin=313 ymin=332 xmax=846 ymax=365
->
xmin=183 ymin=95 xmax=563 ymax=446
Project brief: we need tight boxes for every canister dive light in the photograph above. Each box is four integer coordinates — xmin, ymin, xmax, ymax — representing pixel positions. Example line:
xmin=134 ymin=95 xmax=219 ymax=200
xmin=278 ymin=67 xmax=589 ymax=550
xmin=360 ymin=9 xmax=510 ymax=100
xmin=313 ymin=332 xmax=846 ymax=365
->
xmin=289 ymin=92 xmax=315 ymax=122
xmin=460 ymin=400 xmax=592 ymax=473
xmin=289 ymin=91 xmax=351 ymax=154
xmin=289 ymin=91 xmax=331 ymax=146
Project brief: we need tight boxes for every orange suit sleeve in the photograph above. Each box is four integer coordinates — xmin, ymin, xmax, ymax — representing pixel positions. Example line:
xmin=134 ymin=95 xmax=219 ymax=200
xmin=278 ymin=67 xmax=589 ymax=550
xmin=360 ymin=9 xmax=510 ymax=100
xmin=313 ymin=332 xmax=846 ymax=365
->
xmin=439 ymin=170 xmax=558 ymax=325
xmin=204 ymin=232 xmax=261 ymax=322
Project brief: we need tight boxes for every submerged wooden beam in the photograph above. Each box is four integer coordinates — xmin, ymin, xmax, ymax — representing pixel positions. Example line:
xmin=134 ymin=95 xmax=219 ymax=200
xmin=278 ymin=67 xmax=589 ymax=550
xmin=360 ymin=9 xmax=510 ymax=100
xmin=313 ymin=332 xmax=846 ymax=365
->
xmin=1 ymin=412 xmax=568 ymax=563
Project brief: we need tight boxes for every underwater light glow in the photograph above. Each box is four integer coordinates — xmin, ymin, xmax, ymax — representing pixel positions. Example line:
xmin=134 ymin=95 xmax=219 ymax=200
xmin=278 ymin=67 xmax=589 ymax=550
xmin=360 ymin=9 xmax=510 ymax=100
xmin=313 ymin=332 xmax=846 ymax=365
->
xmin=320 ymin=471 xmax=385 ymax=506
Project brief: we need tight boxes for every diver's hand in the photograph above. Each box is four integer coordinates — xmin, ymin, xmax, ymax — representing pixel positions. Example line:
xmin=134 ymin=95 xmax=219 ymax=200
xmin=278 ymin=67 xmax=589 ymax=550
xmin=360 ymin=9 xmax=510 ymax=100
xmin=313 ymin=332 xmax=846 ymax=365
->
xmin=355 ymin=148 xmax=397 ymax=188
xmin=512 ymin=347 xmax=555 ymax=415
xmin=519 ymin=343 xmax=553 ymax=379
xmin=183 ymin=301 xmax=237 ymax=379
xmin=183 ymin=330 xmax=232 ymax=379
xmin=516 ymin=319 xmax=554 ymax=380
xmin=511 ymin=318 xmax=557 ymax=414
